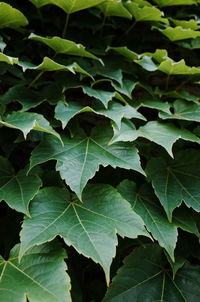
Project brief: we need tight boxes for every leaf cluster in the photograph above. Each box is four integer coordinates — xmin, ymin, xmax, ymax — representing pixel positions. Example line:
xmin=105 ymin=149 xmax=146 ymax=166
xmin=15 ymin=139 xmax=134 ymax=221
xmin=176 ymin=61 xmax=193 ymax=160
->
xmin=0 ymin=0 xmax=200 ymax=301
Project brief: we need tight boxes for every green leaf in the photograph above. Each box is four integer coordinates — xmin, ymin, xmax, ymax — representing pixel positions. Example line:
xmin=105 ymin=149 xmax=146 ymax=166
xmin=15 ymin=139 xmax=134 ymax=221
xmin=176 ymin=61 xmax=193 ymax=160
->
xmin=0 ymin=157 xmax=42 ymax=215
xmin=98 ymin=0 xmax=132 ymax=19
xmin=0 ymin=111 xmax=62 ymax=142
xmin=103 ymin=244 xmax=200 ymax=302
xmin=106 ymin=46 xmax=139 ymax=60
xmin=111 ymin=79 xmax=137 ymax=98
xmin=155 ymin=26 xmax=200 ymax=41
xmin=125 ymin=1 xmax=169 ymax=24
xmin=29 ymin=34 xmax=101 ymax=62
xmin=0 ymin=52 xmax=18 ymax=65
xmin=30 ymin=125 xmax=144 ymax=198
xmin=55 ymin=100 xmax=145 ymax=129
xmin=158 ymin=58 xmax=200 ymax=75
xmin=0 ymin=36 xmax=6 ymax=52
xmin=110 ymin=120 xmax=200 ymax=157
xmin=82 ymin=86 xmax=116 ymax=108
xmin=28 ymin=0 xmax=106 ymax=14
xmin=146 ymin=150 xmax=200 ymax=221
xmin=135 ymin=98 xmax=171 ymax=113
xmin=169 ymin=18 xmax=200 ymax=30
xmin=19 ymin=185 xmax=149 ymax=282
xmin=153 ymin=0 xmax=197 ymax=7
xmin=0 ymin=242 xmax=71 ymax=302
xmin=118 ymin=180 xmax=177 ymax=260
xmin=159 ymin=99 xmax=200 ymax=122
xmin=0 ymin=2 xmax=28 ymax=29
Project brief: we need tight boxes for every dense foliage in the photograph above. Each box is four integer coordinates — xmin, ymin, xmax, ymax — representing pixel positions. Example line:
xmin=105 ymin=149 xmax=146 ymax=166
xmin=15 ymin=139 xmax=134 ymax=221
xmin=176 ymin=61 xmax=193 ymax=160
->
xmin=0 ymin=0 xmax=200 ymax=301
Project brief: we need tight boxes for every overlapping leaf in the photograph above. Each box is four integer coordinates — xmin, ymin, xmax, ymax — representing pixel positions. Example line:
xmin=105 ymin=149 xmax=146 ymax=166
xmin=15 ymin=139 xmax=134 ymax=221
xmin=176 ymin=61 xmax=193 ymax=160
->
xmin=55 ymin=100 xmax=145 ymax=129
xmin=155 ymin=26 xmax=200 ymax=41
xmin=110 ymin=120 xmax=200 ymax=156
xmin=98 ymin=0 xmax=132 ymax=19
xmin=0 ymin=111 xmax=62 ymax=142
xmin=103 ymin=244 xmax=200 ymax=302
xmin=0 ymin=242 xmax=71 ymax=302
xmin=153 ymin=0 xmax=197 ymax=7
xmin=0 ymin=157 xmax=42 ymax=215
xmin=28 ymin=0 xmax=106 ymax=14
xmin=30 ymin=125 xmax=144 ymax=198
xmin=19 ymin=185 xmax=148 ymax=281
xmin=0 ymin=2 xmax=28 ymax=29
xmin=146 ymin=150 xmax=200 ymax=221
xmin=29 ymin=34 xmax=101 ymax=62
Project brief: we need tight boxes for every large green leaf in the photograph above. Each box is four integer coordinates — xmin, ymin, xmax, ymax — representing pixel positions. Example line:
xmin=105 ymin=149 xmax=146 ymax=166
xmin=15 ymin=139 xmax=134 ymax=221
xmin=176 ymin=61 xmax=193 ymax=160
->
xmin=153 ymin=0 xmax=197 ymax=7
xmin=159 ymin=99 xmax=200 ymax=122
xmin=0 ymin=2 xmax=28 ymax=29
xmin=118 ymin=180 xmax=177 ymax=260
xmin=0 ymin=242 xmax=71 ymax=302
xmin=19 ymin=185 xmax=149 ymax=281
xmin=146 ymin=150 xmax=200 ymax=221
xmin=158 ymin=58 xmax=200 ymax=75
xmin=98 ymin=0 xmax=132 ymax=19
xmin=0 ymin=157 xmax=42 ymax=215
xmin=55 ymin=100 xmax=145 ymax=129
xmin=28 ymin=0 xmax=106 ymax=13
xmin=125 ymin=1 xmax=168 ymax=24
xmin=110 ymin=120 xmax=200 ymax=156
xmin=30 ymin=125 xmax=144 ymax=198
xmin=103 ymin=244 xmax=200 ymax=302
xmin=0 ymin=111 xmax=62 ymax=142
xmin=29 ymin=34 xmax=101 ymax=62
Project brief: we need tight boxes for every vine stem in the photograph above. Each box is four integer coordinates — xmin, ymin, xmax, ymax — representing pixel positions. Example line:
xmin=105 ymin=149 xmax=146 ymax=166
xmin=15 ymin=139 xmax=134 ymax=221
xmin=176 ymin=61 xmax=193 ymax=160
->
xmin=116 ymin=21 xmax=137 ymax=44
xmin=62 ymin=14 xmax=70 ymax=38
xmin=28 ymin=71 xmax=44 ymax=88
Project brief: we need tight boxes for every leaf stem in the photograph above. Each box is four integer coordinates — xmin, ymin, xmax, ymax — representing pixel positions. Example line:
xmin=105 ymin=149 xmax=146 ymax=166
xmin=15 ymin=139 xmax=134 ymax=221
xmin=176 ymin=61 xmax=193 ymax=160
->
xmin=28 ymin=71 xmax=44 ymax=88
xmin=62 ymin=14 xmax=70 ymax=38
xmin=116 ymin=21 xmax=137 ymax=44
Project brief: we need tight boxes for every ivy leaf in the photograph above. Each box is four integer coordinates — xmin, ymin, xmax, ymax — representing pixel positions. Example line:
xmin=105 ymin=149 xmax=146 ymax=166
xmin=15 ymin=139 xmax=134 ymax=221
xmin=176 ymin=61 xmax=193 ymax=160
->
xmin=30 ymin=125 xmax=144 ymax=198
xmin=103 ymin=244 xmax=200 ymax=302
xmin=19 ymin=185 xmax=149 ymax=282
xmin=0 ymin=242 xmax=71 ymax=302
xmin=0 ymin=157 xmax=42 ymax=215
xmin=29 ymin=34 xmax=101 ymax=62
xmin=55 ymin=100 xmax=145 ymax=129
xmin=110 ymin=120 xmax=200 ymax=157
xmin=82 ymin=86 xmax=116 ymax=108
xmin=158 ymin=58 xmax=200 ymax=75
xmin=28 ymin=0 xmax=106 ymax=14
xmin=0 ymin=111 xmax=62 ymax=142
xmin=169 ymin=18 xmax=200 ymax=30
xmin=155 ymin=26 xmax=200 ymax=41
xmin=0 ymin=2 xmax=28 ymax=29
xmin=98 ymin=0 xmax=132 ymax=19
xmin=125 ymin=1 xmax=169 ymax=24
xmin=111 ymin=79 xmax=137 ymax=98
xmin=118 ymin=180 xmax=177 ymax=260
xmin=135 ymin=98 xmax=170 ymax=113
xmin=0 ymin=52 xmax=18 ymax=65
xmin=153 ymin=0 xmax=197 ymax=7
xmin=19 ymin=57 xmax=92 ymax=77
xmin=159 ymin=99 xmax=200 ymax=122
xmin=146 ymin=150 xmax=200 ymax=221
xmin=106 ymin=46 xmax=139 ymax=61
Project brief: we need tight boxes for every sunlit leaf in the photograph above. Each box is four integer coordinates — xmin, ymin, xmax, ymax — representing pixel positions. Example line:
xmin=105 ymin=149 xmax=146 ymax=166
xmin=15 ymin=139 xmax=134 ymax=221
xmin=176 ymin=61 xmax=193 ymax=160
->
xmin=0 ymin=2 xmax=28 ymax=29
xmin=98 ymin=0 xmax=132 ymax=19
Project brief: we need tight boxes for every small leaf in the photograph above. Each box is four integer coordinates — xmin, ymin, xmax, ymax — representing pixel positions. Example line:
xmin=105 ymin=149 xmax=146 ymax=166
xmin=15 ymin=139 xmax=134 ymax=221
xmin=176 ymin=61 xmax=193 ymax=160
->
xmin=83 ymin=86 xmax=116 ymax=108
xmin=153 ymin=0 xmax=197 ymax=7
xmin=98 ymin=0 xmax=132 ymax=19
xmin=111 ymin=79 xmax=137 ymax=98
xmin=0 ymin=157 xmax=42 ymax=215
xmin=106 ymin=46 xmax=139 ymax=61
xmin=159 ymin=99 xmax=200 ymax=122
xmin=146 ymin=150 xmax=200 ymax=221
xmin=158 ymin=58 xmax=200 ymax=75
xmin=29 ymin=34 xmax=101 ymax=62
xmin=0 ymin=242 xmax=71 ymax=302
xmin=19 ymin=185 xmax=149 ymax=282
xmin=28 ymin=0 xmax=106 ymax=14
xmin=170 ymin=18 xmax=200 ymax=30
xmin=0 ymin=2 xmax=28 ymax=29
xmin=103 ymin=244 xmax=200 ymax=302
xmin=0 ymin=52 xmax=18 ymax=65
xmin=0 ymin=111 xmax=62 ymax=142
xmin=110 ymin=120 xmax=200 ymax=157
xmin=118 ymin=180 xmax=177 ymax=260
xmin=30 ymin=125 xmax=144 ymax=198
xmin=155 ymin=26 xmax=200 ymax=41
xmin=125 ymin=1 xmax=168 ymax=24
